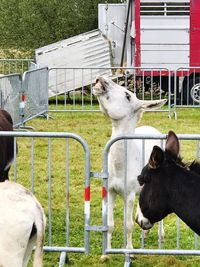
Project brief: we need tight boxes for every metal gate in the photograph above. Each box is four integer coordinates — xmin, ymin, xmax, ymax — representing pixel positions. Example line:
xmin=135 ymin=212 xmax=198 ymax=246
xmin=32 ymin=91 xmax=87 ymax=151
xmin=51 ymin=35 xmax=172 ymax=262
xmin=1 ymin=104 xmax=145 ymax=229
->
xmin=101 ymin=133 xmax=200 ymax=266
xmin=174 ymin=67 xmax=200 ymax=118
xmin=0 ymin=67 xmax=49 ymax=127
xmin=3 ymin=130 xmax=200 ymax=266
xmin=21 ymin=67 xmax=49 ymax=125
xmin=0 ymin=73 xmax=22 ymax=126
xmin=48 ymin=67 xmax=171 ymax=117
xmin=0 ymin=58 xmax=34 ymax=75
xmin=5 ymin=131 xmax=91 ymax=267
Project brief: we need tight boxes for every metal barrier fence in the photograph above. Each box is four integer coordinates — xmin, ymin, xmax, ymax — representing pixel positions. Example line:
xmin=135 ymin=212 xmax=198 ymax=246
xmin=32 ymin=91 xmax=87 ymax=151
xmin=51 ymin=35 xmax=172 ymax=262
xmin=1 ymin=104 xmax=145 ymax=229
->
xmin=5 ymin=131 xmax=91 ymax=267
xmin=48 ymin=67 xmax=171 ymax=117
xmin=174 ymin=67 xmax=200 ymax=118
xmin=22 ymin=67 xmax=49 ymax=125
xmin=102 ymin=133 xmax=200 ymax=267
xmin=0 ymin=74 xmax=22 ymax=126
xmin=3 ymin=63 xmax=200 ymax=123
xmin=2 ymin=131 xmax=200 ymax=265
xmin=0 ymin=67 xmax=48 ymax=127
xmin=0 ymin=58 xmax=34 ymax=75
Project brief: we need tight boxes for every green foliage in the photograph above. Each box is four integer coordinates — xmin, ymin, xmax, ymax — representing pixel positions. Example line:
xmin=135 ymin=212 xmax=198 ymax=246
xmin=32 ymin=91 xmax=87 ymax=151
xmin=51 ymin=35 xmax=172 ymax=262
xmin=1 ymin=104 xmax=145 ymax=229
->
xmin=0 ymin=0 xmax=123 ymax=50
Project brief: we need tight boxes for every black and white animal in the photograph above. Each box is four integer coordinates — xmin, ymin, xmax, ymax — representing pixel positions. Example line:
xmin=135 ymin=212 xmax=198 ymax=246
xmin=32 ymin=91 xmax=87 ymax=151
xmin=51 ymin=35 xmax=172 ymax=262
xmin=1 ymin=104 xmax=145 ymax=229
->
xmin=0 ymin=109 xmax=15 ymax=181
xmin=136 ymin=130 xmax=200 ymax=235
xmin=93 ymin=76 xmax=166 ymax=252
xmin=0 ymin=181 xmax=46 ymax=267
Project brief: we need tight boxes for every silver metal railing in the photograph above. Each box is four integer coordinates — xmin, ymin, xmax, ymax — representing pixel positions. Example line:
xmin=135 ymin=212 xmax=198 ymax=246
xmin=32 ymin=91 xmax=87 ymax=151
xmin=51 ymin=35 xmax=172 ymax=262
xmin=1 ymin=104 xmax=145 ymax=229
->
xmin=2 ymin=130 xmax=200 ymax=266
xmin=2 ymin=131 xmax=91 ymax=266
xmin=0 ymin=67 xmax=48 ymax=128
xmin=48 ymin=67 xmax=171 ymax=117
xmin=0 ymin=59 xmax=33 ymax=75
xmin=174 ymin=67 xmax=200 ymax=118
xmin=102 ymin=133 xmax=200 ymax=267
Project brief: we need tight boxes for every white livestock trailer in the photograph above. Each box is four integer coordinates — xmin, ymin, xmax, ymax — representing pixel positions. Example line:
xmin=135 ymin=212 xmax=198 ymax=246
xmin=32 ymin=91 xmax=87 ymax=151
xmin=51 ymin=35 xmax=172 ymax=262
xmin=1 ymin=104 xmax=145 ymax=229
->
xmin=99 ymin=0 xmax=200 ymax=104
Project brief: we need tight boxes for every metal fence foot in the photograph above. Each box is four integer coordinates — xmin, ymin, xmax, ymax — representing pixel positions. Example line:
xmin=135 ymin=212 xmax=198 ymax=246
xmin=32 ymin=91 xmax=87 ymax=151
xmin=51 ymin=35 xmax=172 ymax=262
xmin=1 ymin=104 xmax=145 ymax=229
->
xmin=46 ymin=114 xmax=54 ymax=120
xmin=174 ymin=111 xmax=177 ymax=120
xmin=124 ymin=254 xmax=133 ymax=267
xmin=15 ymin=124 xmax=35 ymax=131
xmin=20 ymin=125 xmax=35 ymax=131
xmin=39 ymin=113 xmax=54 ymax=120
xmin=59 ymin=252 xmax=69 ymax=267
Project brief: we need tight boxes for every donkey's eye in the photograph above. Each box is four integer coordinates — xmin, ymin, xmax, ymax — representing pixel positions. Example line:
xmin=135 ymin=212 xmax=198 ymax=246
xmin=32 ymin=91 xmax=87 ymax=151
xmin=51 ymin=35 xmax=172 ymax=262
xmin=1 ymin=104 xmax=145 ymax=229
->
xmin=138 ymin=174 xmax=145 ymax=186
xmin=125 ymin=92 xmax=131 ymax=101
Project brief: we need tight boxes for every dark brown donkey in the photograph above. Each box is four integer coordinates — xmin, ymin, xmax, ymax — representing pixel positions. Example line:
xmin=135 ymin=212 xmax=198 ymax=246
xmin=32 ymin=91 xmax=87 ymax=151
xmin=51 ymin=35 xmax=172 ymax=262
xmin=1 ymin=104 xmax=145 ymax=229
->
xmin=0 ymin=109 xmax=15 ymax=181
xmin=136 ymin=130 xmax=200 ymax=235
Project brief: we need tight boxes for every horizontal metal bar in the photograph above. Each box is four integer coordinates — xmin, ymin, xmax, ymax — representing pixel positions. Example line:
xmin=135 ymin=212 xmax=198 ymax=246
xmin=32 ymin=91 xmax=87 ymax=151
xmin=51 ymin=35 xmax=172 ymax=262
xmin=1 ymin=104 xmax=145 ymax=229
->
xmin=91 ymin=172 xmax=108 ymax=179
xmin=103 ymin=133 xmax=200 ymax=159
xmin=3 ymin=131 xmax=200 ymax=143
xmin=106 ymin=248 xmax=200 ymax=256
xmin=175 ymin=105 xmax=200 ymax=108
xmin=48 ymin=110 xmax=101 ymax=113
xmin=43 ymin=246 xmax=86 ymax=253
xmin=0 ymin=131 xmax=90 ymax=156
xmin=91 ymin=172 xmax=101 ymax=178
xmin=145 ymin=110 xmax=169 ymax=113
xmin=85 ymin=225 xmax=108 ymax=232
xmin=49 ymin=67 xmax=169 ymax=71
xmin=2 ymin=131 xmax=200 ymax=142
xmin=0 ymin=131 xmax=87 ymax=139
xmin=0 ymin=73 xmax=21 ymax=79
xmin=0 ymin=59 xmax=33 ymax=62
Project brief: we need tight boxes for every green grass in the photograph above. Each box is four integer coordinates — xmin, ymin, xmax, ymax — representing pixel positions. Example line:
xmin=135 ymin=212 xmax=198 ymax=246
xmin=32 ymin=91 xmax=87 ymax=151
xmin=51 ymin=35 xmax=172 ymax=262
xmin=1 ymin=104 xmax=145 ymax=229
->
xmin=10 ymin=107 xmax=200 ymax=266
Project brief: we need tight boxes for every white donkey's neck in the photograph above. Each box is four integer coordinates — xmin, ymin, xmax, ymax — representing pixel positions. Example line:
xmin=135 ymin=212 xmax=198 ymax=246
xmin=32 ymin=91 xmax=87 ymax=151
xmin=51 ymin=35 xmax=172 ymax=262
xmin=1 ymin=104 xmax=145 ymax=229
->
xmin=111 ymin=116 xmax=137 ymax=138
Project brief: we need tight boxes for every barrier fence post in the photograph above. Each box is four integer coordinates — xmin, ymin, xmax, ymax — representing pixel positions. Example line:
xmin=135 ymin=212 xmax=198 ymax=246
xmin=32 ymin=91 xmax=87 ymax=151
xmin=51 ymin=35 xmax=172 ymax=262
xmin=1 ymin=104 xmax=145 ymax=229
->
xmin=19 ymin=92 xmax=26 ymax=126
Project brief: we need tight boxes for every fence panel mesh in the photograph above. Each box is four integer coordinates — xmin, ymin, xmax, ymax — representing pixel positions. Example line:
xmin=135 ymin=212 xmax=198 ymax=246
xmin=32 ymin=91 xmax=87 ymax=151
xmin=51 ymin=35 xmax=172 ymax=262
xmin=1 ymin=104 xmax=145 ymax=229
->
xmin=0 ymin=74 xmax=22 ymax=127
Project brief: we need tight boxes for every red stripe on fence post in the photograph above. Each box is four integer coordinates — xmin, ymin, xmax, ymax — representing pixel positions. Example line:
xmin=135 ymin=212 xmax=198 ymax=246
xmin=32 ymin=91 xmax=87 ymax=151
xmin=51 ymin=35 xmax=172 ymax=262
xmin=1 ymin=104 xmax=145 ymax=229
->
xmin=21 ymin=93 xmax=26 ymax=102
xmin=102 ymin=186 xmax=107 ymax=199
xmin=85 ymin=186 xmax=90 ymax=201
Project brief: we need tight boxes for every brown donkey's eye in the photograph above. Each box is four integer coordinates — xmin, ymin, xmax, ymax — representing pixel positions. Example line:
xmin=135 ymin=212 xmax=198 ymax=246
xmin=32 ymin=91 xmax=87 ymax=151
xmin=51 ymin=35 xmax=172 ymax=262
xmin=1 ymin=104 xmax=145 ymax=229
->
xmin=138 ymin=175 xmax=145 ymax=186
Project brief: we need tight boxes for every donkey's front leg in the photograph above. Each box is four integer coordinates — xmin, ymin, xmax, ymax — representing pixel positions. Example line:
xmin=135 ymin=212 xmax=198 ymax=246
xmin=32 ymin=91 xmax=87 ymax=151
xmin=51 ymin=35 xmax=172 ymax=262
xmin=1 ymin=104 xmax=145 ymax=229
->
xmin=126 ymin=192 xmax=136 ymax=249
xmin=107 ymin=190 xmax=116 ymax=249
xmin=101 ymin=190 xmax=116 ymax=262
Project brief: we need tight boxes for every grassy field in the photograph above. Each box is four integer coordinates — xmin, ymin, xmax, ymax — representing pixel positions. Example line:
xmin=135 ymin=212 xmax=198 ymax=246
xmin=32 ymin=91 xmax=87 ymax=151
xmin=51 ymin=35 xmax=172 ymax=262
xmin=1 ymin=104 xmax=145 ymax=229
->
xmin=11 ymin=105 xmax=200 ymax=267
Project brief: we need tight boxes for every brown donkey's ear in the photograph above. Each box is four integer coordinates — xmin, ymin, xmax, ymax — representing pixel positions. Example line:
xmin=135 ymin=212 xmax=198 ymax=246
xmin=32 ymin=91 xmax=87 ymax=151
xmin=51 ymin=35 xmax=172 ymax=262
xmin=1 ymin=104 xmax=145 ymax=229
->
xmin=165 ymin=130 xmax=180 ymax=157
xmin=149 ymin=145 xmax=164 ymax=169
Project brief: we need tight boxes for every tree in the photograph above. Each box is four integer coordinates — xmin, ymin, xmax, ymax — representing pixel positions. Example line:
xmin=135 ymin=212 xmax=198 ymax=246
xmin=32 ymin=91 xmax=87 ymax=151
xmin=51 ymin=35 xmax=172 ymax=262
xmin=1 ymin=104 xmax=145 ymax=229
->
xmin=0 ymin=0 xmax=123 ymax=50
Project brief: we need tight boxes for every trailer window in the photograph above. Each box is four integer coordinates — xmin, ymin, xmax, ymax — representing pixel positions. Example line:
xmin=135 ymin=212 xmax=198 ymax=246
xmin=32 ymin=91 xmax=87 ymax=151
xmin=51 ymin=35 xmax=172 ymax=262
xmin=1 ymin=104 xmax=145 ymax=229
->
xmin=140 ymin=2 xmax=190 ymax=16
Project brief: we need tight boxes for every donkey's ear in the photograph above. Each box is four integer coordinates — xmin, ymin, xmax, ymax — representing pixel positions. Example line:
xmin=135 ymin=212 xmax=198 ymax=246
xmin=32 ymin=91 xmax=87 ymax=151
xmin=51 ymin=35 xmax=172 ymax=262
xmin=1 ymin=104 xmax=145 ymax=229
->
xmin=165 ymin=130 xmax=180 ymax=157
xmin=140 ymin=99 xmax=167 ymax=111
xmin=148 ymin=146 xmax=164 ymax=169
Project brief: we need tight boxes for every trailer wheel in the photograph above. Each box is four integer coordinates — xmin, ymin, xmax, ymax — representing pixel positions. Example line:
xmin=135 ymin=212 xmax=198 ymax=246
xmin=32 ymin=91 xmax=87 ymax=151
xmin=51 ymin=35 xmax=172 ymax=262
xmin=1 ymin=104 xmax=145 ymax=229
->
xmin=190 ymin=82 xmax=200 ymax=103
xmin=183 ymin=76 xmax=200 ymax=105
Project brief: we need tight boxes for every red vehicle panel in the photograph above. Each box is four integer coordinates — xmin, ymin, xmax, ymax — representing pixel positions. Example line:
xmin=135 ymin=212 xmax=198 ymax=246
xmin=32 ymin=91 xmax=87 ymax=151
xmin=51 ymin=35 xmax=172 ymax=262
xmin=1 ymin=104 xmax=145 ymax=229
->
xmin=190 ymin=0 xmax=200 ymax=67
xmin=134 ymin=0 xmax=140 ymax=68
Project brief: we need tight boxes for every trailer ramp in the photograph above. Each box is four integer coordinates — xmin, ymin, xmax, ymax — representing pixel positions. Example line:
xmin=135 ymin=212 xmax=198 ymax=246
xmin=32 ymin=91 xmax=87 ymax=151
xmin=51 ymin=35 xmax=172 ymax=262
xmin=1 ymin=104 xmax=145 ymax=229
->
xmin=35 ymin=30 xmax=112 ymax=97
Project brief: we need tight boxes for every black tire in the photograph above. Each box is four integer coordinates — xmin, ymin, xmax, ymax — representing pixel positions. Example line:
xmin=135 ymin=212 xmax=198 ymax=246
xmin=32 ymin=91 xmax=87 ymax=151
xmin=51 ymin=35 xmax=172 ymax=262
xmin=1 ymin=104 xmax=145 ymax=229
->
xmin=183 ymin=76 xmax=200 ymax=105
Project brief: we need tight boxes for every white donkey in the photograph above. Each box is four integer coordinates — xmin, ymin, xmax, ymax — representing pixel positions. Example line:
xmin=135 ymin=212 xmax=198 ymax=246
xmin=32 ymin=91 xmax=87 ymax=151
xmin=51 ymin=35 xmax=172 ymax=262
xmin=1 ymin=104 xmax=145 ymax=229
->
xmin=93 ymin=76 xmax=166 ymax=252
xmin=0 ymin=181 xmax=46 ymax=267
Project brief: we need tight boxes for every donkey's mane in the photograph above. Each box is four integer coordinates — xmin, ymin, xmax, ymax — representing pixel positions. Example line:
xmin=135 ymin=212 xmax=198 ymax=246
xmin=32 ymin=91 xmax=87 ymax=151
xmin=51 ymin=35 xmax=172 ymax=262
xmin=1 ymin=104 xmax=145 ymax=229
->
xmin=188 ymin=161 xmax=200 ymax=175
xmin=166 ymin=151 xmax=200 ymax=177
